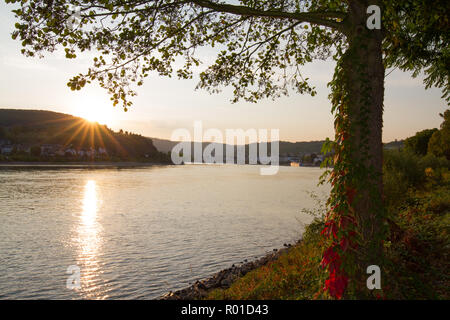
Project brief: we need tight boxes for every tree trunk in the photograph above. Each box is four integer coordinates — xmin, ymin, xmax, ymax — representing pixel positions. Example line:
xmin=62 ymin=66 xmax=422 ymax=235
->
xmin=344 ymin=0 xmax=386 ymax=279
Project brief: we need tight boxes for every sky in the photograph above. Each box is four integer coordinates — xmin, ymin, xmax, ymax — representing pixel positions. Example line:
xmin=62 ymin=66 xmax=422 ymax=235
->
xmin=0 ymin=2 xmax=447 ymax=143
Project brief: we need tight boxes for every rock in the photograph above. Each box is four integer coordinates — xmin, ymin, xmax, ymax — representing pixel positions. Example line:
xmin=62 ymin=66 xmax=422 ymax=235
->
xmin=159 ymin=240 xmax=298 ymax=300
xmin=220 ymin=274 xmax=234 ymax=287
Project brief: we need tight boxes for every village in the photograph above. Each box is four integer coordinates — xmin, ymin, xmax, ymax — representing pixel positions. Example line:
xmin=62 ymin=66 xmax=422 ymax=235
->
xmin=279 ymin=153 xmax=325 ymax=167
xmin=1 ymin=137 xmax=329 ymax=166
xmin=0 ymin=139 xmax=109 ymax=160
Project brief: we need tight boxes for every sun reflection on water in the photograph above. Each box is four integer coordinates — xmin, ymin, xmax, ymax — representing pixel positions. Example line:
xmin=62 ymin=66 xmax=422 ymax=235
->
xmin=75 ymin=180 xmax=107 ymax=299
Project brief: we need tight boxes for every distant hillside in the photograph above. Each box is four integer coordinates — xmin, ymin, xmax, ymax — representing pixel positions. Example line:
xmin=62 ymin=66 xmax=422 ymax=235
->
xmin=0 ymin=109 xmax=73 ymax=127
xmin=151 ymin=137 xmax=180 ymax=154
xmin=384 ymin=140 xmax=404 ymax=150
xmin=151 ymin=137 xmax=327 ymax=155
xmin=278 ymin=140 xmax=326 ymax=155
xmin=152 ymin=138 xmax=403 ymax=156
xmin=0 ymin=109 xmax=169 ymax=162
xmin=0 ymin=109 xmax=403 ymax=162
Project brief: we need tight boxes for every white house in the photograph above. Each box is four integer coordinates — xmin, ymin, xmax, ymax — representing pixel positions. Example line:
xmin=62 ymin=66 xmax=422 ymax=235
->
xmin=314 ymin=155 xmax=324 ymax=165
xmin=65 ymin=148 xmax=77 ymax=156
xmin=1 ymin=145 xmax=13 ymax=154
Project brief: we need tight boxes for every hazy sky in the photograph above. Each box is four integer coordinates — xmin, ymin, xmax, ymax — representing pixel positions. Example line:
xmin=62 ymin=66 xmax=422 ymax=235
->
xmin=0 ymin=2 xmax=447 ymax=142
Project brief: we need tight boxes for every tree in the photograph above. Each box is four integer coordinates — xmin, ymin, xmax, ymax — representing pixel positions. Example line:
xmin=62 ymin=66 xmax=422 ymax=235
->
xmin=404 ymin=128 xmax=438 ymax=156
xmin=30 ymin=145 xmax=41 ymax=157
xmin=428 ymin=110 xmax=450 ymax=160
xmin=0 ymin=127 xmax=7 ymax=140
xmin=7 ymin=0 xmax=449 ymax=298
xmin=302 ymin=154 xmax=312 ymax=163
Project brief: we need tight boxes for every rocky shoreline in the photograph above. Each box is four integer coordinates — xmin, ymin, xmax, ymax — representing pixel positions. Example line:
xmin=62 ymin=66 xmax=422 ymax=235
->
xmin=160 ymin=242 xmax=298 ymax=300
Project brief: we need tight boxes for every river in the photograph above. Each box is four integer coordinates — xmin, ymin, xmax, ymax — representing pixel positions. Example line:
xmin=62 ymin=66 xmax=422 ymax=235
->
xmin=0 ymin=165 xmax=329 ymax=299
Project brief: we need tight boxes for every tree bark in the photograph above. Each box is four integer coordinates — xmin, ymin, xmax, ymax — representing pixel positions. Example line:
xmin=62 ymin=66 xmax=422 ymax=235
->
xmin=344 ymin=1 xmax=385 ymax=273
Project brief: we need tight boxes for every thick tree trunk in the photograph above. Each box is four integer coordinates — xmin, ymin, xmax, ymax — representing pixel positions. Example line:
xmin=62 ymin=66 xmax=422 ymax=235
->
xmin=344 ymin=1 xmax=385 ymax=276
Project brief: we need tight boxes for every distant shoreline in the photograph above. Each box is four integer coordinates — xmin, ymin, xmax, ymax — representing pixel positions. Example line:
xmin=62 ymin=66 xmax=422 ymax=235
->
xmin=0 ymin=161 xmax=327 ymax=169
xmin=0 ymin=161 xmax=169 ymax=168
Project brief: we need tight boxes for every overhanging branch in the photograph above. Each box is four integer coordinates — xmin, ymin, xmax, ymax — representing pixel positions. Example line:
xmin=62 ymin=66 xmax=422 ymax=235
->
xmin=189 ymin=0 xmax=345 ymax=30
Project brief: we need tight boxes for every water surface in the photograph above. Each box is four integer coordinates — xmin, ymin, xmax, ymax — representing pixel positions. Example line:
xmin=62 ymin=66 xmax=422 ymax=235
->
xmin=0 ymin=165 xmax=328 ymax=299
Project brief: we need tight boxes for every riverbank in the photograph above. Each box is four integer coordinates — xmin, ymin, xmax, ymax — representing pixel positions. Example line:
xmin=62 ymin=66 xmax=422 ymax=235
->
xmin=160 ymin=243 xmax=296 ymax=300
xmin=161 ymin=175 xmax=450 ymax=300
xmin=205 ymin=177 xmax=450 ymax=299
xmin=0 ymin=161 xmax=169 ymax=168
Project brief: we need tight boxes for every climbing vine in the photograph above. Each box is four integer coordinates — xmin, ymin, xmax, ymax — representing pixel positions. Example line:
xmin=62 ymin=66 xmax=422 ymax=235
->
xmin=319 ymin=49 xmax=359 ymax=299
xmin=319 ymin=31 xmax=387 ymax=299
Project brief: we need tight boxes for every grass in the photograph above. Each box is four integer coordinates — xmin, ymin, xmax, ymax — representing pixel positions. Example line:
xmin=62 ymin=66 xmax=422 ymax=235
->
xmin=207 ymin=218 xmax=326 ymax=300
xmin=382 ymin=183 xmax=450 ymax=299
xmin=206 ymin=152 xmax=450 ymax=300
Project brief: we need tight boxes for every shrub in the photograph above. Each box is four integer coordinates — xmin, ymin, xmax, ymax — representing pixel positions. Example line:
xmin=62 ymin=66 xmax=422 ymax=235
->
xmin=419 ymin=153 xmax=449 ymax=169
xmin=383 ymin=148 xmax=450 ymax=208
xmin=404 ymin=128 xmax=438 ymax=156
xmin=383 ymin=150 xmax=422 ymax=207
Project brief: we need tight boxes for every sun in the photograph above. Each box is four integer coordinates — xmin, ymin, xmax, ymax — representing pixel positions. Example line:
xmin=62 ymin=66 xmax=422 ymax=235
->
xmin=70 ymin=93 xmax=117 ymax=126
xmin=78 ymin=104 xmax=115 ymax=125
xmin=82 ymin=109 xmax=107 ymax=123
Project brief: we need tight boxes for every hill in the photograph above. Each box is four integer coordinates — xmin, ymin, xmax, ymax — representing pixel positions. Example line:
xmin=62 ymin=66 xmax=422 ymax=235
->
xmin=151 ymin=137 xmax=327 ymax=156
xmin=152 ymin=137 xmax=403 ymax=156
xmin=0 ymin=109 xmax=169 ymax=162
xmin=0 ymin=109 xmax=404 ymax=163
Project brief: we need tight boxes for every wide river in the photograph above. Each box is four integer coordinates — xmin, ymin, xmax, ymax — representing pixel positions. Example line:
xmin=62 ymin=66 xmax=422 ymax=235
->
xmin=0 ymin=165 xmax=329 ymax=299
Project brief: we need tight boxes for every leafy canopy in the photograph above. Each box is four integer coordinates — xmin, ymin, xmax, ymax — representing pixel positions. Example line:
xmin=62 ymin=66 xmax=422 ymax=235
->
xmin=6 ymin=0 xmax=449 ymax=109
xmin=428 ymin=110 xmax=450 ymax=160
xmin=404 ymin=128 xmax=438 ymax=156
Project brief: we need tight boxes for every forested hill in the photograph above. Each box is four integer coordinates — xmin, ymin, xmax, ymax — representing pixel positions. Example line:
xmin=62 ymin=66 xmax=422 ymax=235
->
xmin=0 ymin=109 xmax=403 ymax=161
xmin=151 ymin=137 xmax=328 ymax=155
xmin=151 ymin=137 xmax=403 ymax=155
xmin=0 ymin=109 xmax=168 ymax=161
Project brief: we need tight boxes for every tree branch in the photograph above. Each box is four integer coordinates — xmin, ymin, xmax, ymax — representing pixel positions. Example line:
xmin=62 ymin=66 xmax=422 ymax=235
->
xmin=189 ymin=0 xmax=344 ymax=30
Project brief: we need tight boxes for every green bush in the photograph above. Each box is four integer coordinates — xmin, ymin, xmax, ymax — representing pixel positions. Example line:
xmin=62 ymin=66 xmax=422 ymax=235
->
xmin=404 ymin=128 xmax=438 ymax=156
xmin=384 ymin=150 xmax=423 ymax=198
xmin=419 ymin=153 xmax=450 ymax=171
xmin=383 ymin=149 xmax=450 ymax=208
